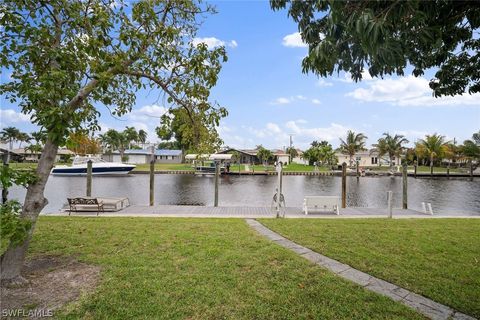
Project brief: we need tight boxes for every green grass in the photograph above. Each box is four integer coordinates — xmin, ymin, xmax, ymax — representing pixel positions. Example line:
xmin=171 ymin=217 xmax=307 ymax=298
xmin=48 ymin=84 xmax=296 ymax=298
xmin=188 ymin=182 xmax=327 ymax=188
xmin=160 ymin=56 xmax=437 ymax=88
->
xmin=132 ymin=163 xmax=194 ymax=171
xmin=27 ymin=217 xmax=423 ymax=319
xmin=5 ymin=162 xmax=39 ymax=170
xmin=258 ymin=218 xmax=480 ymax=318
xmin=364 ymin=165 xmax=464 ymax=173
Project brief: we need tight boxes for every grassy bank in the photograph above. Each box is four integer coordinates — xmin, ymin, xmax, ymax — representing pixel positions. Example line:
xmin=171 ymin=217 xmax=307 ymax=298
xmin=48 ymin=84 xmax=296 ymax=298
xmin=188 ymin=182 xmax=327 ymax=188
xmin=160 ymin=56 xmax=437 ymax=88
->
xmin=27 ymin=217 xmax=423 ymax=319
xmin=259 ymin=218 xmax=480 ymax=318
xmin=228 ymin=163 xmax=330 ymax=173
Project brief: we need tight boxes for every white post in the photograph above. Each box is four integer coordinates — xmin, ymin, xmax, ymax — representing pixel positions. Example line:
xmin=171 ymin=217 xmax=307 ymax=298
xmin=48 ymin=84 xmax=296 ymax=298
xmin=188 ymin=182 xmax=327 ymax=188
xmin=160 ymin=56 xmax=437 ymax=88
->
xmin=421 ymin=202 xmax=427 ymax=214
xmin=387 ymin=191 xmax=393 ymax=218
xmin=427 ymin=203 xmax=434 ymax=215
xmin=275 ymin=162 xmax=283 ymax=218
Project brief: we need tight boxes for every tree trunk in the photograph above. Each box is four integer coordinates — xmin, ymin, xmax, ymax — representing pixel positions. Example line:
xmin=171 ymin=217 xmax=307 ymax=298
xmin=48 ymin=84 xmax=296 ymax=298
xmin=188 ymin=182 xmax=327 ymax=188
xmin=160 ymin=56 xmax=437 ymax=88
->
xmin=0 ymin=139 xmax=58 ymax=284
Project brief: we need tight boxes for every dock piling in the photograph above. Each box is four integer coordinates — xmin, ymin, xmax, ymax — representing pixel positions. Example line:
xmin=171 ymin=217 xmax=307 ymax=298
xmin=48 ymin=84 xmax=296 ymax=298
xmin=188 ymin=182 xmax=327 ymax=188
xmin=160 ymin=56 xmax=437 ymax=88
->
xmin=402 ymin=162 xmax=408 ymax=209
xmin=387 ymin=190 xmax=393 ymax=218
xmin=341 ymin=162 xmax=346 ymax=208
xmin=214 ymin=161 xmax=219 ymax=207
xmin=86 ymin=160 xmax=92 ymax=197
xmin=149 ymin=159 xmax=154 ymax=206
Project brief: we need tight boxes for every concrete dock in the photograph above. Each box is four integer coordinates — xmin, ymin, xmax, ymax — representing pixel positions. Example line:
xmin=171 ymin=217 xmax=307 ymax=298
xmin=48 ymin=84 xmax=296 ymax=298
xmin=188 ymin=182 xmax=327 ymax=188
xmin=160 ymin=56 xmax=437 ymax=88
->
xmin=49 ymin=205 xmax=479 ymax=218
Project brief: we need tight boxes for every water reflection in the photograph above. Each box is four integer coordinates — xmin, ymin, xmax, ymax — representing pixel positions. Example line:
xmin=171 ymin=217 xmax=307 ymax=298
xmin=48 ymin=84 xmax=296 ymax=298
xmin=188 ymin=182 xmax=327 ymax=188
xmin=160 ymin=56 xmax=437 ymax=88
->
xmin=8 ymin=174 xmax=480 ymax=214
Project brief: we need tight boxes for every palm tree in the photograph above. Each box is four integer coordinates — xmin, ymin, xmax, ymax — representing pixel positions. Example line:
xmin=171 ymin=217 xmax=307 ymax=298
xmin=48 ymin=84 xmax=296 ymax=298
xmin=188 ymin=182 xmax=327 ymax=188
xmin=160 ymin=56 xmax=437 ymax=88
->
xmin=372 ymin=133 xmax=409 ymax=169
xmin=124 ymin=126 xmax=138 ymax=149
xmin=24 ymin=144 xmax=43 ymax=161
xmin=30 ymin=131 xmax=47 ymax=145
xmin=17 ymin=132 xmax=31 ymax=148
xmin=286 ymin=147 xmax=298 ymax=164
xmin=416 ymin=133 xmax=449 ymax=175
xmin=0 ymin=127 xmax=21 ymax=163
xmin=256 ymin=146 xmax=273 ymax=166
xmin=339 ymin=130 xmax=368 ymax=167
xmin=137 ymin=129 xmax=148 ymax=148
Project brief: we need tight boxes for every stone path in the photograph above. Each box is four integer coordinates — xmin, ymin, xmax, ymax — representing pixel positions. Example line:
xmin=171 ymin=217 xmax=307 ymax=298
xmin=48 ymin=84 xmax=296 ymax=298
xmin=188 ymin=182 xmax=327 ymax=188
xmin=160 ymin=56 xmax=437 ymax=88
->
xmin=246 ymin=219 xmax=476 ymax=320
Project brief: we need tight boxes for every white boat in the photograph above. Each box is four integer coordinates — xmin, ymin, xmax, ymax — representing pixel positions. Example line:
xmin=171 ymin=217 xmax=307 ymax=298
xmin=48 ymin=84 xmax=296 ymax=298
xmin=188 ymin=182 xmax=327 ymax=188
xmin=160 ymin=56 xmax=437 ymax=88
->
xmin=51 ymin=156 xmax=135 ymax=176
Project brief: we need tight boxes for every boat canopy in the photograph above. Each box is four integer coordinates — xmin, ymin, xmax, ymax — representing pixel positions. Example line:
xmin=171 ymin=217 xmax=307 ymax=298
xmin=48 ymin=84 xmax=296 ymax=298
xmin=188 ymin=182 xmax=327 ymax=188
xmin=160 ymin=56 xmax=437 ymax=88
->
xmin=185 ymin=154 xmax=233 ymax=161
xmin=72 ymin=155 xmax=106 ymax=165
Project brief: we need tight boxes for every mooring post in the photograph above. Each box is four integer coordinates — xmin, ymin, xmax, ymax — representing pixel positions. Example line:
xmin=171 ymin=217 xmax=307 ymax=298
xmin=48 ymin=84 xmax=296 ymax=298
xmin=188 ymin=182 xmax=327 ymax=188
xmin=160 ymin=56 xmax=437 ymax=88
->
xmin=402 ymin=162 xmax=408 ymax=209
xmin=470 ymin=161 xmax=474 ymax=181
xmin=214 ymin=160 xmax=220 ymax=207
xmin=387 ymin=190 xmax=393 ymax=218
xmin=341 ymin=162 xmax=347 ymax=208
xmin=413 ymin=160 xmax=417 ymax=178
xmin=86 ymin=160 xmax=92 ymax=197
xmin=149 ymin=159 xmax=154 ymax=206
xmin=447 ymin=167 xmax=450 ymax=180
xmin=356 ymin=160 xmax=360 ymax=180
xmin=2 ymin=154 xmax=9 ymax=203
xmin=275 ymin=162 xmax=283 ymax=218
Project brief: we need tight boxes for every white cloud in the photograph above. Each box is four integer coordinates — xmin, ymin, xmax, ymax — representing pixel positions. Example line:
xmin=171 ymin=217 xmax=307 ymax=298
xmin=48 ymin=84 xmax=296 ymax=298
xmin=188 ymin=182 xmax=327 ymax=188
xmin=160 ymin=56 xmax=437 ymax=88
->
xmin=192 ymin=37 xmax=238 ymax=49
xmin=244 ymin=121 xmax=352 ymax=149
xmin=270 ymin=95 xmax=315 ymax=105
xmin=347 ymin=75 xmax=480 ymax=107
xmin=270 ymin=97 xmax=292 ymax=105
xmin=338 ymin=71 xmax=374 ymax=83
xmin=282 ymin=32 xmax=307 ymax=48
xmin=316 ymin=78 xmax=333 ymax=87
xmin=128 ymin=104 xmax=168 ymax=122
xmin=0 ymin=109 xmax=31 ymax=123
xmin=311 ymin=99 xmax=321 ymax=105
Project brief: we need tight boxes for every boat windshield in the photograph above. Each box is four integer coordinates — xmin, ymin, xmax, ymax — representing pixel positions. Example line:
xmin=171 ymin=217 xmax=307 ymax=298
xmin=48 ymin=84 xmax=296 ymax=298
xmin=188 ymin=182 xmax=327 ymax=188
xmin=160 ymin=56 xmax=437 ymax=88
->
xmin=72 ymin=156 xmax=106 ymax=165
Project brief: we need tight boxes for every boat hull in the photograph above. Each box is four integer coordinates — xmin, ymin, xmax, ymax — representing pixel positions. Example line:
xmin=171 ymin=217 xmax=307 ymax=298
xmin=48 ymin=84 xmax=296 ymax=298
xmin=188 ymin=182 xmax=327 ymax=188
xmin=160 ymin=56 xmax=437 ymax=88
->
xmin=51 ymin=166 xmax=135 ymax=176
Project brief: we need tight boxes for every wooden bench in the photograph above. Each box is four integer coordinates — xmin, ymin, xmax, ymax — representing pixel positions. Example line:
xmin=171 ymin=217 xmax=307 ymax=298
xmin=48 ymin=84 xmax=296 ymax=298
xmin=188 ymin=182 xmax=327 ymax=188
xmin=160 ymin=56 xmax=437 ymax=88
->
xmin=303 ymin=196 xmax=340 ymax=215
xmin=67 ymin=197 xmax=104 ymax=216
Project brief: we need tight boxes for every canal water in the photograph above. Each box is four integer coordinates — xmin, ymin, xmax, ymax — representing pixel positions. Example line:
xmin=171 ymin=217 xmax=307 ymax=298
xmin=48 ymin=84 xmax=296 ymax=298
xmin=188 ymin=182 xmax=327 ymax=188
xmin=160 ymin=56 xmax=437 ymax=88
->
xmin=10 ymin=174 xmax=480 ymax=215
xmin=8 ymin=174 xmax=480 ymax=215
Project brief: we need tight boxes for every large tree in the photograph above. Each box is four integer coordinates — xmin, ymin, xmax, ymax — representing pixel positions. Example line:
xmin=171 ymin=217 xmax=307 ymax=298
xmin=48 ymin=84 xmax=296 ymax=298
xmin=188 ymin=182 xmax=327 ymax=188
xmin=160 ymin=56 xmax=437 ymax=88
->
xmin=372 ymin=133 xmax=409 ymax=168
xmin=156 ymin=107 xmax=225 ymax=155
xmin=0 ymin=0 xmax=227 ymax=284
xmin=339 ymin=130 xmax=367 ymax=167
xmin=271 ymin=1 xmax=480 ymax=97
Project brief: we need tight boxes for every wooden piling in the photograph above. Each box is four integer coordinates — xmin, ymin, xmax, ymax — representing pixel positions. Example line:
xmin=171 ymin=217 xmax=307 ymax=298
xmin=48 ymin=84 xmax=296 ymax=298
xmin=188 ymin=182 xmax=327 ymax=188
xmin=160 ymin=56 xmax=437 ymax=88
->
xmin=341 ymin=162 xmax=346 ymax=208
xmin=470 ymin=161 xmax=474 ymax=181
xmin=86 ymin=160 xmax=92 ymax=197
xmin=402 ymin=162 xmax=408 ymax=209
xmin=149 ymin=159 xmax=154 ymax=206
xmin=387 ymin=190 xmax=393 ymax=218
xmin=447 ymin=167 xmax=450 ymax=179
xmin=2 ymin=155 xmax=9 ymax=203
xmin=413 ymin=160 xmax=417 ymax=178
xmin=356 ymin=160 xmax=360 ymax=180
xmin=214 ymin=161 xmax=220 ymax=207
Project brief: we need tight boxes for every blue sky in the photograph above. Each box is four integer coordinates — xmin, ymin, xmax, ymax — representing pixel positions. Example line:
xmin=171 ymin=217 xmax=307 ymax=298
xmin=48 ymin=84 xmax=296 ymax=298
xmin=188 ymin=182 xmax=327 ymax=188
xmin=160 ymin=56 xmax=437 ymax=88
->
xmin=1 ymin=0 xmax=479 ymax=150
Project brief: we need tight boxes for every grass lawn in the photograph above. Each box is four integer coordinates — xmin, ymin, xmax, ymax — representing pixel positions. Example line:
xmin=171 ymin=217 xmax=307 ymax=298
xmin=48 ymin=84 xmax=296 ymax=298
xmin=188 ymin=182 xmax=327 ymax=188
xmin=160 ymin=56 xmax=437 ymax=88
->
xmin=27 ymin=217 xmax=423 ymax=319
xmin=5 ymin=162 xmax=39 ymax=170
xmin=133 ymin=163 xmax=194 ymax=171
xmin=364 ymin=165 xmax=464 ymax=173
xmin=259 ymin=218 xmax=480 ymax=318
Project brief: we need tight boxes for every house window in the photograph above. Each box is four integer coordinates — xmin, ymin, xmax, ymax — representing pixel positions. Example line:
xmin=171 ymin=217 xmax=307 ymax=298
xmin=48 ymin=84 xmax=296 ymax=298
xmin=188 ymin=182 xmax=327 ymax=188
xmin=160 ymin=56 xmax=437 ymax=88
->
xmin=371 ymin=157 xmax=378 ymax=164
xmin=356 ymin=156 xmax=361 ymax=161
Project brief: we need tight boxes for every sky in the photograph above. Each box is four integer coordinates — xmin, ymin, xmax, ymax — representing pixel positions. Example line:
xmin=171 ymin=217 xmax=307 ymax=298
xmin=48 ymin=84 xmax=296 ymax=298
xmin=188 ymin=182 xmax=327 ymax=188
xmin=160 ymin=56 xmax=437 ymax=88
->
xmin=1 ymin=0 xmax=479 ymax=150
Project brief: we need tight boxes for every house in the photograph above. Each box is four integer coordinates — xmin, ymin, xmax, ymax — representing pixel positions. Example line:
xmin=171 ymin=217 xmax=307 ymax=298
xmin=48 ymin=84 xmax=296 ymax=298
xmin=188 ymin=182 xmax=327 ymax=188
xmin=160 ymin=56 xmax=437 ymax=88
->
xmin=335 ymin=150 xmax=402 ymax=167
xmin=11 ymin=148 xmax=74 ymax=162
xmin=217 ymin=148 xmax=260 ymax=164
xmin=0 ymin=148 xmax=24 ymax=162
xmin=292 ymin=149 xmax=307 ymax=165
xmin=217 ymin=148 xmax=292 ymax=165
xmin=105 ymin=149 xmax=183 ymax=164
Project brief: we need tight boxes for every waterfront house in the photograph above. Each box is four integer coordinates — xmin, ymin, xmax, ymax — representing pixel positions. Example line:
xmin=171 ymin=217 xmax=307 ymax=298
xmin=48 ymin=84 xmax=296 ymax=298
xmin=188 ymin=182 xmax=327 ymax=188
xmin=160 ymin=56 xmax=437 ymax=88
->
xmin=11 ymin=147 xmax=74 ymax=162
xmin=217 ymin=148 xmax=292 ymax=165
xmin=104 ymin=149 xmax=183 ymax=164
xmin=335 ymin=150 xmax=402 ymax=167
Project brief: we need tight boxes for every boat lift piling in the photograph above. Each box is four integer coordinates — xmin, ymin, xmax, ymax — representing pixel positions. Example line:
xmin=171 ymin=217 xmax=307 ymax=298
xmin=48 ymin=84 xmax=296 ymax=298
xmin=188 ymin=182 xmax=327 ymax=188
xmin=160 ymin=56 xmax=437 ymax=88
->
xmin=86 ymin=160 xmax=92 ymax=197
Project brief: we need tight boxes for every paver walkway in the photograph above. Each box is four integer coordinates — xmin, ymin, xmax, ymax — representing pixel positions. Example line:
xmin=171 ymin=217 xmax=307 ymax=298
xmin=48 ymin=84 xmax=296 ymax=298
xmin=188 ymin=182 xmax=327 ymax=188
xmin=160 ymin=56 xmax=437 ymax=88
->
xmin=246 ymin=219 xmax=476 ymax=320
